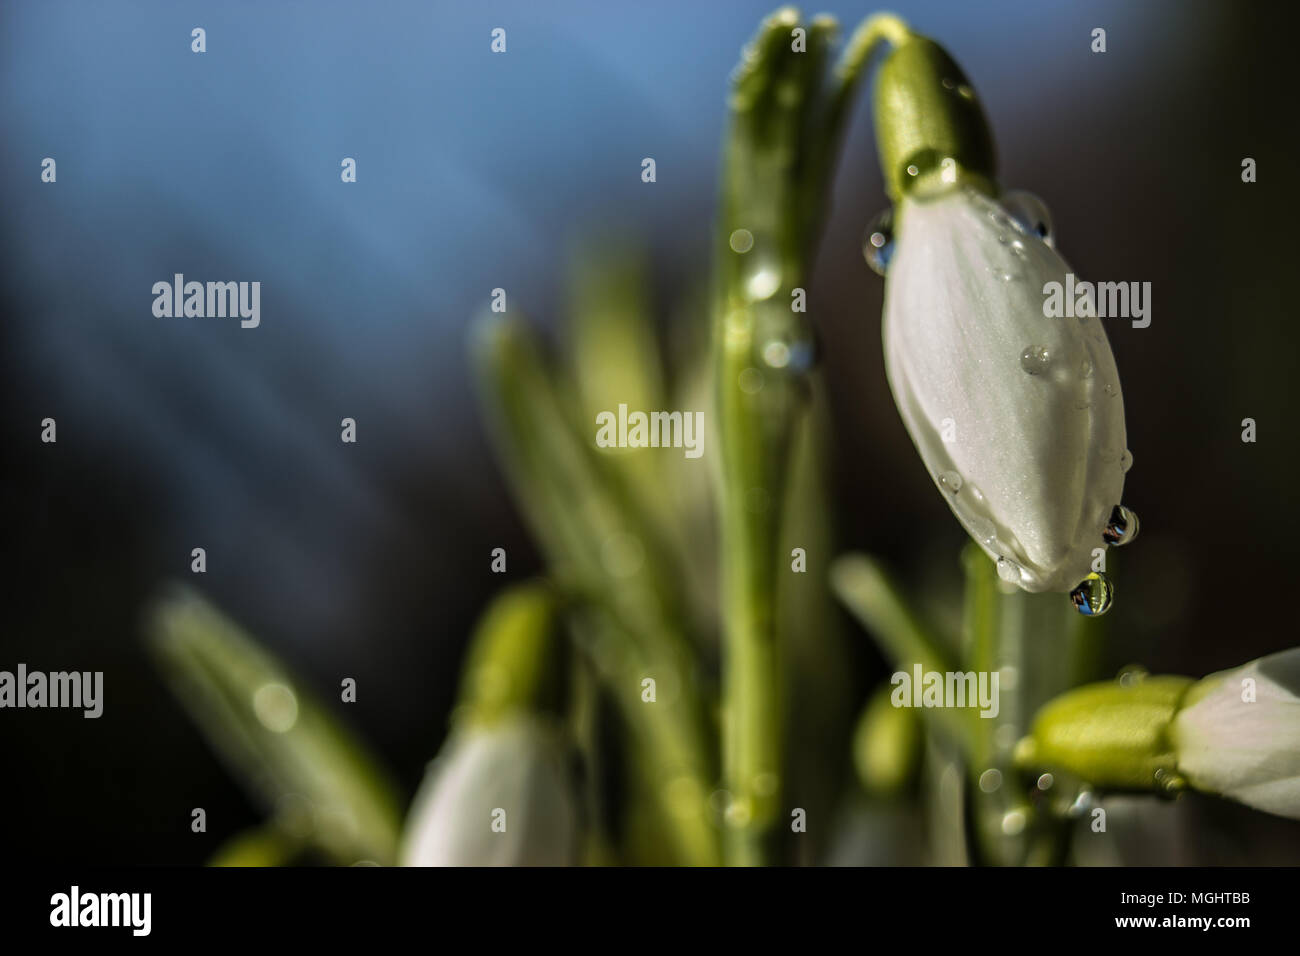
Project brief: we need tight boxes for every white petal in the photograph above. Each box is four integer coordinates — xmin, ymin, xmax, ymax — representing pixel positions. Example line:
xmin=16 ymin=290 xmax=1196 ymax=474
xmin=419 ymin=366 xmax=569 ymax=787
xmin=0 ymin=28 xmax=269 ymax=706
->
xmin=883 ymin=186 xmax=1126 ymax=592
xmin=400 ymin=717 xmax=576 ymax=865
xmin=1173 ymin=648 xmax=1300 ymax=820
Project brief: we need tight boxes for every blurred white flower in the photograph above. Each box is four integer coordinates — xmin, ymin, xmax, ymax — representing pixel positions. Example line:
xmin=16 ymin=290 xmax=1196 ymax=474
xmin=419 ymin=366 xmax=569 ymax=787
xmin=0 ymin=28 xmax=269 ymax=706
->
xmin=882 ymin=185 xmax=1128 ymax=592
xmin=401 ymin=717 xmax=577 ymax=866
xmin=1172 ymin=648 xmax=1300 ymax=820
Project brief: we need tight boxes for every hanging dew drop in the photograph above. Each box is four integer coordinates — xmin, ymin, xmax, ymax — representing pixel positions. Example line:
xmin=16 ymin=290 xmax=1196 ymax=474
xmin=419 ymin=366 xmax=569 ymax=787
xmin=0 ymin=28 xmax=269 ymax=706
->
xmin=863 ymin=208 xmax=894 ymax=275
xmin=996 ymin=556 xmax=1020 ymax=583
xmin=1070 ymin=572 xmax=1114 ymax=616
xmin=1102 ymin=504 xmax=1140 ymax=546
xmin=1001 ymin=190 xmax=1054 ymax=247
xmin=1019 ymin=345 xmax=1051 ymax=375
xmin=1121 ymin=449 xmax=1134 ymax=472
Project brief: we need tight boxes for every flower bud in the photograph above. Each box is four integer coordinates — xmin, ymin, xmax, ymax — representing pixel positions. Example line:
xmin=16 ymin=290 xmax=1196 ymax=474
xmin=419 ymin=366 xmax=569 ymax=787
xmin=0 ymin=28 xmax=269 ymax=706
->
xmin=882 ymin=183 xmax=1128 ymax=593
xmin=400 ymin=717 xmax=577 ymax=866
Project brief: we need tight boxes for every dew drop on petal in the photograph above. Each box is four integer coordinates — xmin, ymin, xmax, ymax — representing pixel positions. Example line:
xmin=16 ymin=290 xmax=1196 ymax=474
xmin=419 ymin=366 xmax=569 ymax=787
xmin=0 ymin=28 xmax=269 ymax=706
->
xmin=1102 ymin=504 xmax=1140 ymax=546
xmin=1001 ymin=190 xmax=1054 ymax=247
xmin=996 ymin=556 xmax=1020 ymax=583
xmin=968 ymin=517 xmax=997 ymax=544
xmin=978 ymin=768 xmax=1002 ymax=793
xmin=1078 ymin=357 xmax=1094 ymax=378
xmin=863 ymin=208 xmax=894 ymax=276
xmin=1103 ymin=382 xmax=1119 ymax=398
xmin=1020 ymin=345 xmax=1051 ymax=375
xmin=1121 ymin=449 xmax=1134 ymax=472
xmin=939 ymin=470 xmax=963 ymax=493
xmin=1070 ymin=572 xmax=1114 ymax=616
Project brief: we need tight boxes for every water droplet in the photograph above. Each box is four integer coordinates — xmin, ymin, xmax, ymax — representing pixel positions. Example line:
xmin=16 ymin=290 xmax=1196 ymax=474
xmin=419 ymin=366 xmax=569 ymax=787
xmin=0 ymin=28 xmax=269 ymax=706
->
xmin=729 ymin=228 xmax=754 ymax=254
xmin=1103 ymin=382 xmax=1119 ymax=398
xmin=1068 ymin=788 xmax=1095 ymax=817
xmin=897 ymin=148 xmax=957 ymax=198
xmin=968 ymin=483 xmax=986 ymax=504
xmin=746 ymin=265 xmax=781 ymax=300
xmin=862 ymin=208 xmax=894 ymax=276
xmin=761 ymin=335 xmax=816 ymax=373
xmin=1118 ymin=664 xmax=1148 ymax=688
xmin=1070 ymin=572 xmax=1114 ymax=616
xmin=939 ymin=470 xmax=963 ymax=493
xmin=1154 ymin=768 xmax=1187 ymax=794
xmin=1102 ymin=504 xmax=1140 ymax=546
xmin=1009 ymin=239 xmax=1026 ymax=258
xmin=968 ymin=516 xmax=997 ymax=544
xmin=1078 ymin=357 xmax=1094 ymax=378
xmin=724 ymin=796 xmax=753 ymax=827
xmin=978 ymin=768 xmax=1002 ymax=793
xmin=253 ymin=683 xmax=299 ymax=733
xmin=1121 ymin=449 xmax=1134 ymax=472
xmin=996 ymin=556 xmax=1020 ymax=583
xmin=762 ymin=340 xmax=789 ymax=368
xmin=1036 ymin=773 xmax=1055 ymax=791
xmin=1001 ymin=809 xmax=1027 ymax=836
xmin=1020 ymin=345 xmax=1052 ymax=375
xmin=1001 ymin=190 xmax=1054 ymax=246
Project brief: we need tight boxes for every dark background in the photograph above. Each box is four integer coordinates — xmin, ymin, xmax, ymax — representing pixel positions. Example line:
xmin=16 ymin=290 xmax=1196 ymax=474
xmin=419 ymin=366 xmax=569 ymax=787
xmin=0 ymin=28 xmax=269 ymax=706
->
xmin=2 ymin=0 xmax=1297 ymax=863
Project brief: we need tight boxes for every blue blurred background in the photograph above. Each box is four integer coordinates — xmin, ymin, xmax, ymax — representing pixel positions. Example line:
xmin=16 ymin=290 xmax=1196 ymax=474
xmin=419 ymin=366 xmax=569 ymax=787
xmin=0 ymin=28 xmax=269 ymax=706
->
xmin=3 ymin=0 xmax=1297 ymax=862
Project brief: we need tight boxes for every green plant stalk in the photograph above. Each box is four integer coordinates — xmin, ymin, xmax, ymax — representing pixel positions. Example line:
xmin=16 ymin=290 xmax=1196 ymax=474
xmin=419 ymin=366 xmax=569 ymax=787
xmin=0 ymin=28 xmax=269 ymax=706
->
xmin=473 ymin=315 xmax=719 ymax=865
xmin=714 ymin=8 xmax=907 ymax=866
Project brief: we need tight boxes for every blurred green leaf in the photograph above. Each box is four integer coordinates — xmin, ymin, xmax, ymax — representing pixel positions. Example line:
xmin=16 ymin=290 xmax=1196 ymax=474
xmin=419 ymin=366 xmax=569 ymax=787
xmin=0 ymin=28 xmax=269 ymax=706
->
xmin=147 ymin=587 xmax=404 ymax=865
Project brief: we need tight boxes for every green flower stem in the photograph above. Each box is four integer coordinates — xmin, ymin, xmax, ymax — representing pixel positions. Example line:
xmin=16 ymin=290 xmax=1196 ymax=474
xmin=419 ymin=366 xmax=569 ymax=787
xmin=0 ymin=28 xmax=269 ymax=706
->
xmin=962 ymin=544 xmax=1031 ymax=866
xmin=146 ymin=588 xmax=404 ymax=866
xmin=714 ymin=9 xmax=905 ymax=865
xmin=473 ymin=316 xmax=719 ymax=865
xmin=872 ymin=30 xmax=996 ymax=201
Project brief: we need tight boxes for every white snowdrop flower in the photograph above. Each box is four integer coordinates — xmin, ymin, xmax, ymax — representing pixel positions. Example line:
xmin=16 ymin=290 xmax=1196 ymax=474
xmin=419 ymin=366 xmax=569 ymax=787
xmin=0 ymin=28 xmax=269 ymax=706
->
xmin=1172 ymin=648 xmax=1300 ymax=821
xmin=868 ymin=31 xmax=1133 ymax=597
xmin=882 ymin=183 xmax=1128 ymax=593
xmin=401 ymin=717 xmax=576 ymax=866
